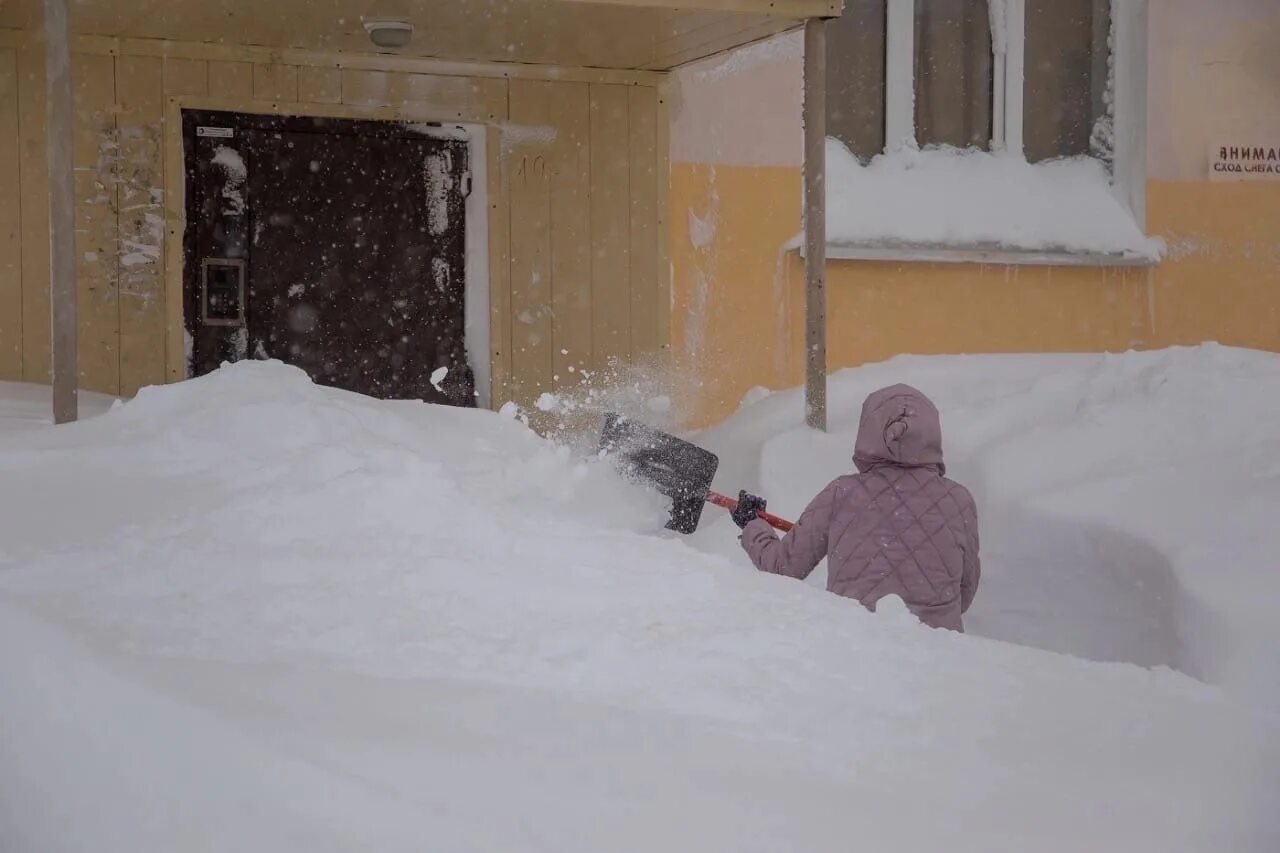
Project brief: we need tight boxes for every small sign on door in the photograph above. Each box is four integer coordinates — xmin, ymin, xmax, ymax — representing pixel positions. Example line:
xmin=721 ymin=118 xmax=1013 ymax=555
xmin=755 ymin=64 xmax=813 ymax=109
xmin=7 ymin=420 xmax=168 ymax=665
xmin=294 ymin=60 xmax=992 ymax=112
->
xmin=1209 ymin=143 xmax=1280 ymax=182
xmin=197 ymin=126 xmax=235 ymax=138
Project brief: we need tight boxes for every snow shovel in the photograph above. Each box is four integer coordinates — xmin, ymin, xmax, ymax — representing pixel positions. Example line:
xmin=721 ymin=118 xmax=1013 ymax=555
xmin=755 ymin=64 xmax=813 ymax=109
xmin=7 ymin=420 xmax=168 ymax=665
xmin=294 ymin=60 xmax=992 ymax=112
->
xmin=599 ymin=413 xmax=795 ymax=535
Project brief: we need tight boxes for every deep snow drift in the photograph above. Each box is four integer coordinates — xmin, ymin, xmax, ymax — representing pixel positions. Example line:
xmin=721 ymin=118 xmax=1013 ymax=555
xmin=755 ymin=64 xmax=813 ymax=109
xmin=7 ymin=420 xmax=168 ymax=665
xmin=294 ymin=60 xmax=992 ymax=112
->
xmin=692 ymin=344 xmax=1280 ymax=712
xmin=1 ymin=352 xmax=1278 ymax=852
xmin=0 ymin=381 xmax=115 ymax=435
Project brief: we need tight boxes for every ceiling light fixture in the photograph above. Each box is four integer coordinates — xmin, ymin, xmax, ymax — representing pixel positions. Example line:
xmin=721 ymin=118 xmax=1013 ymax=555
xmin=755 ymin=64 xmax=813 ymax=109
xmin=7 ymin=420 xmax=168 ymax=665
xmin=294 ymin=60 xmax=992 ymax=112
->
xmin=363 ymin=20 xmax=414 ymax=50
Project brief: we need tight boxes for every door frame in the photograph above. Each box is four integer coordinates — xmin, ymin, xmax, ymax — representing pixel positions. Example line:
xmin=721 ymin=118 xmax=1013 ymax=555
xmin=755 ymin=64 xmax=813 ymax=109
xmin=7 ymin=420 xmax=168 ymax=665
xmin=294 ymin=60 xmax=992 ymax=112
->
xmin=164 ymin=96 xmax=493 ymax=407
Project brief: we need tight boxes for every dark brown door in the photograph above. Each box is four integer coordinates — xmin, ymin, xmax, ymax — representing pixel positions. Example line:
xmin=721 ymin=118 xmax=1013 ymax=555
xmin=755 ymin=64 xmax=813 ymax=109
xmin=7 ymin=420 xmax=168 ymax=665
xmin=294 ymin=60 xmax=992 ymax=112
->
xmin=182 ymin=111 xmax=474 ymax=406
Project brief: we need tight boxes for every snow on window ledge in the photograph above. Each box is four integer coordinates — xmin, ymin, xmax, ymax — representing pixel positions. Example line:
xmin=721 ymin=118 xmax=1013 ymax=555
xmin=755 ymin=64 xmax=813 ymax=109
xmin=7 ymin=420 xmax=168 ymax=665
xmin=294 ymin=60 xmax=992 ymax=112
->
xmin=796 ymin=139 xmax=1164 ymax=267
xmin=806 ymin=242 xmax=1158 ymax=268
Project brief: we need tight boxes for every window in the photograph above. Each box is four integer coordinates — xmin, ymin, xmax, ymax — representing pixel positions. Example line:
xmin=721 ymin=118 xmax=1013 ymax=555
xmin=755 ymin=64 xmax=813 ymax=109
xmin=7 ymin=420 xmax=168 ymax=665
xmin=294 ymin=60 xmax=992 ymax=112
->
xmin=828 ymin=0 xmax=1115 ymax=165
xmin=914 ymin=0 xmax=994 ymax=151
xmin=822 ymin=0 xmax=1152 ymax=260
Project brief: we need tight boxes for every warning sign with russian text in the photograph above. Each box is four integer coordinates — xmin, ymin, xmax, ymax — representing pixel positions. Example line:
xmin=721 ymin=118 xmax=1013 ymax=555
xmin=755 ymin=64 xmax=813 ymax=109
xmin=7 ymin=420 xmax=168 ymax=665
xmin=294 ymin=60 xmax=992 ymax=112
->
xmin=1209 ymin=143 xmax=1280 ymax=182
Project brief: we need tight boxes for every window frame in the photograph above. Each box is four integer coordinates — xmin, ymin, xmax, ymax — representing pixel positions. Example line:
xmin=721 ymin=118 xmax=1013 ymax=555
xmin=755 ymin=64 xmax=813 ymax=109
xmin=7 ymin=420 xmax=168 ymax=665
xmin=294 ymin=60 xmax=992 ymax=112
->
xmin=839 ymin=0 xmax=1151 ymax=264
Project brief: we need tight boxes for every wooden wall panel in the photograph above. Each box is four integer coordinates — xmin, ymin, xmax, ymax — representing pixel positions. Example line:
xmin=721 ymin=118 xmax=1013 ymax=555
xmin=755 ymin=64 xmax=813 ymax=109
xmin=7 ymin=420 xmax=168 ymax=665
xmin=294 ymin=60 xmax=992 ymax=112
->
xmin=487 ymin=125 xmax=512 ymax=406
xmin=160 ymin=56 xmax=207 ymax=380
xmin=507 ymin=79 xmax=554 ymax=409
xmin=0 ymin=48 xmax=21 ymax=379
xmin=17 ymin=44 xmax=50 ymax=382
xmin=588 ymin=83 xmax=632 ymax=372
xmin=340 ymin=70 xmax=506 ymax=122
xmin=208 ymin=60 xmax=253 ymax=98
xmin=298 ymin=65 xmax=340 ymax=103
xmin=162 ymin=94 xmax=186 ymax=382
xmin=547 ymin=80 xmax=592 ymax=390
xmin=116 ymin=55 xmax=165 ymax=395
xmin=627 ymin=85 xmax=659 ymax=360
xmin=655 ymin=82 xmax=671 ymax=357
xmin=72 ymin=52 xmax=119 ymax=394
xmin=252 ymin=63 xmax=298 ymax=102
xmin=163 ymin=57 xmax=208 ymax=96
xmin=3 ymin=35 xmax=666 ymax=411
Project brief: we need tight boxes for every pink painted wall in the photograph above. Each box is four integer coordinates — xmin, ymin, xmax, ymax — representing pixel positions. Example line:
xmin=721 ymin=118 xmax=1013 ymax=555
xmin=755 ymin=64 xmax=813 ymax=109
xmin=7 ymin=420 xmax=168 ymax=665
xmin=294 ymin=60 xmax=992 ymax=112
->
xmin=1148 ymin=0 xmax=1280 ymax=181
xmin=669 ymin=31 xmax=803 ymax=167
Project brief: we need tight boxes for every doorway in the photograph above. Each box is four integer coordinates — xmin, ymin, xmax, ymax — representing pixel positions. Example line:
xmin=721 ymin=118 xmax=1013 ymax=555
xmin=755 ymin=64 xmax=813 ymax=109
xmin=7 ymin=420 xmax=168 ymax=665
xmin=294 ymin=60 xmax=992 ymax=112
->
xmin=182 ymin=110 xmax=475 ymax=405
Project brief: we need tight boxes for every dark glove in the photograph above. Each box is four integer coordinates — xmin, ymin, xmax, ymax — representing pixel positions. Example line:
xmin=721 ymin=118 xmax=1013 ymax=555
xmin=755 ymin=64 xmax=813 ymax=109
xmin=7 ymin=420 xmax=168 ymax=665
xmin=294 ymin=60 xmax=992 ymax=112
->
xmin=732 ymin=491 xmax=767 ymax=529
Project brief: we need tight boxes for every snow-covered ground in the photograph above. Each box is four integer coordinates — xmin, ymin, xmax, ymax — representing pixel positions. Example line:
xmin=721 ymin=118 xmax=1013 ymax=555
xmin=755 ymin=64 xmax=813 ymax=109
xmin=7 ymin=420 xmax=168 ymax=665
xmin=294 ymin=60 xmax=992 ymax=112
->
xmin=0 ymin=382 xmax=115 ymax=435
xmin=1 ymin=350 xmax=1278 ymax=851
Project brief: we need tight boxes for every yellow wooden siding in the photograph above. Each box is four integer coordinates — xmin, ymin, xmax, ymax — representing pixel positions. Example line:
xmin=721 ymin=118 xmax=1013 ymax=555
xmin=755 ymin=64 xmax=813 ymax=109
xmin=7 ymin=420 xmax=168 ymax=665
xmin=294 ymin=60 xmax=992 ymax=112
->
xmin=116 ymin=55 xmax=166 ymax=396
xmin=338 ymin=70 xmax=506 ymax=122
xmin=508 ymin=79 xmax=556 ymax=410
xmin=297 ymin=66 xmax=341 ymax=104
xmin=162 ymin=57 xmax=208 ymax=97
xmin=72 ymin=51 xmax=119 ymax=394
xmin=252 ymin=62 xmax=298 ymax=103
xmin=654 ymin=82 xmax=671 ymax=358
xmin=0 ymin=48 xmax=21 ymax=379
xmin=17 ymin=42 xmax=50 ymax=382
xmin=161 ymin=56 xmax=205 ymax=381
xmin=547 ymin=81 xmax=593 ymax=392
xmin=627 ymin=85 xmax=660 ymax=360
xmin=1 ymin=36 xmax=668 ymax=409
xmin=208 ymin=61 xmax=253 ymax=98
xmin=588 ymin=84 xmax=633 ymax=373
xmin=486 ymin=124 xmax=513 ymax=406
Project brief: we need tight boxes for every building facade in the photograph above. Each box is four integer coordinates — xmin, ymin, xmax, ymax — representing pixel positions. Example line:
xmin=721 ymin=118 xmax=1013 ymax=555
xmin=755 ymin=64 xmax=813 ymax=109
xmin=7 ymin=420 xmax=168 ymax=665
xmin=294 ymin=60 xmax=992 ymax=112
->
xmin=2 ymin=0 xmax=1277 ymax=429
xmin=671 ymin=0 xmax=1280 ymax=425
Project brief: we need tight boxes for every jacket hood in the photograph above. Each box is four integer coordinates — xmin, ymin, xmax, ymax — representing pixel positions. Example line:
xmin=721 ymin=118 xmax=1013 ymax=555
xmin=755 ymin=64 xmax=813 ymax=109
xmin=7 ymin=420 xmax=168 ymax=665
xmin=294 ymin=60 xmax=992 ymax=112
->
xmin=853 ymin=384 xmax=946 ymax=475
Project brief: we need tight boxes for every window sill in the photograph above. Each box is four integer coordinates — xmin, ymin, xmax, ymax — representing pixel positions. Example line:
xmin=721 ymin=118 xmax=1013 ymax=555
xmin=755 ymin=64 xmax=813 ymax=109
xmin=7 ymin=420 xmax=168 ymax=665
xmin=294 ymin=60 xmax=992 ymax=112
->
xmin=800 ymin=242 xmax=1160 ymax=269
xmin=813 ymin=141 xmax=1163 ymax=270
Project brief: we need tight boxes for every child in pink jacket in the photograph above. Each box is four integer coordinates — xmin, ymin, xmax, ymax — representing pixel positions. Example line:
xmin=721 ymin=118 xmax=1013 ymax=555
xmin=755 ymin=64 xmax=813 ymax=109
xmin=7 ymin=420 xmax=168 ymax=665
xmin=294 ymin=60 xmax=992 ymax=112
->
xmin=734 ymin=384 xmax=980 ymax=631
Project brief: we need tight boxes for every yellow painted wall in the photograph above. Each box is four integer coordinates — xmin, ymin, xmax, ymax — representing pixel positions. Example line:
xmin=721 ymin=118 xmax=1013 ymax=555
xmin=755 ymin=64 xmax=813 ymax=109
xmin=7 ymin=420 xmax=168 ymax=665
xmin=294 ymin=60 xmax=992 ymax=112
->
xmin=670 ymin=165 xmax=1280 ymax=427
xmin=0 ymin=32 xmax=666 ymax=414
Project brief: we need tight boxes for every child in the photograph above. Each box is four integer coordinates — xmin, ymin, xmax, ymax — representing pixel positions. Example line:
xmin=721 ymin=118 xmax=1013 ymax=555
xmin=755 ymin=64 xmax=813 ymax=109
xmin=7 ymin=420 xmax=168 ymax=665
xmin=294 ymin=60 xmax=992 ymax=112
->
xmin=734 ymin=384 xmax=980 ymax=632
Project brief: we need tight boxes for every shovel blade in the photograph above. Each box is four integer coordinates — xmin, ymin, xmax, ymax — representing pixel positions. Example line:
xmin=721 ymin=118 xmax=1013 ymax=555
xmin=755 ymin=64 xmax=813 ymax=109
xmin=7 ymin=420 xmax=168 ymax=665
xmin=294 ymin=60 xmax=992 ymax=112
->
xmin=599 ymin=413 xmax=719 ymax=534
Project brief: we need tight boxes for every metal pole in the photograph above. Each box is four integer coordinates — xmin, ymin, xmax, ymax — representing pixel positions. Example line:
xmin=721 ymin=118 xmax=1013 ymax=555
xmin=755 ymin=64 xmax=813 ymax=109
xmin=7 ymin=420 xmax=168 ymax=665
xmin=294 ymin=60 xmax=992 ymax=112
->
xmin=802 ymin=17 xmax=827 ymax=432
xmin=44 ymin=0 xmax=77 ymax=424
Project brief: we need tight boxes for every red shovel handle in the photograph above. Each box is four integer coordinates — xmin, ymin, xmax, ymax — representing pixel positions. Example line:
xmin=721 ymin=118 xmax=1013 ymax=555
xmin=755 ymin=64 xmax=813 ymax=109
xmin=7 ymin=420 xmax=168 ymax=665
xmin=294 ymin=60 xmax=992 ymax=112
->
xmin=706 ymin=491 xmax=795 ymax=533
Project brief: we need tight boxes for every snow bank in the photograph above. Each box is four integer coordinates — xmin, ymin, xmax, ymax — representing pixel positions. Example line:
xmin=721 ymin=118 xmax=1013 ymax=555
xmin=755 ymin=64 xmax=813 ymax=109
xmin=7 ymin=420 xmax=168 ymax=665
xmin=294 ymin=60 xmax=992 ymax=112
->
xmin=695 ymin=344 xmax=1280 ymax=711
xmin=0 ymin=381 xmax=115 ymax=435
xmin=822 ymin=139 xmax=1163 ymax=259
xmin=1 ymin=359 xmax=1277 ymax=851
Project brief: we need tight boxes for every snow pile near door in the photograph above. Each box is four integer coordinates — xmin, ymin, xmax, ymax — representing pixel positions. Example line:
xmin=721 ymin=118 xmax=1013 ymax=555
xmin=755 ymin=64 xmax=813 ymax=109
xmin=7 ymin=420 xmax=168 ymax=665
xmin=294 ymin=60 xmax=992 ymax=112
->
xmin=695 ymin=344 xmax=1280 ymax=712
xmin=1 ymin=359 xmax=1277 ymax=852
xmin=0 ymin=381 xmax=116 ymax=435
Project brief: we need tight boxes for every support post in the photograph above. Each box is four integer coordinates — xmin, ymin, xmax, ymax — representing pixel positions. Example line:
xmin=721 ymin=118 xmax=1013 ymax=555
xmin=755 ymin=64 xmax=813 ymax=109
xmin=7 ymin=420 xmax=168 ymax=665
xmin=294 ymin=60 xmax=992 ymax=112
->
xmin=802 ymin=17 xmax=828 ymax=432
xmin=44 ymin=0 xmax=77 ymax=423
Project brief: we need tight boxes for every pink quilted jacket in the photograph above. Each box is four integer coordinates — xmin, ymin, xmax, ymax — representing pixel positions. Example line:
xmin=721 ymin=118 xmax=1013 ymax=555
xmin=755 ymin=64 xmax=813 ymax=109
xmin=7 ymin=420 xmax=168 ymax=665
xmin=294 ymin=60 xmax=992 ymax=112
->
xmin=741 ymin=385 xmax=980 ymax=631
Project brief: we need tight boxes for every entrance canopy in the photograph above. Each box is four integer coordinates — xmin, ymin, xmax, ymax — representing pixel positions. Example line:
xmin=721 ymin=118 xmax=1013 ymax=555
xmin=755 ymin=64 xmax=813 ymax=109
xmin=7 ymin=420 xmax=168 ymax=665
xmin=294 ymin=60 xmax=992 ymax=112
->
xmin=5 ymin=0 xmax=838 ymax=429
xmin=0 ymin=0 xmax=838 ymax=70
